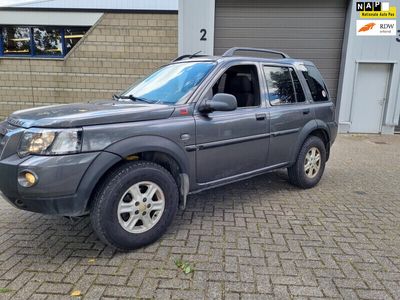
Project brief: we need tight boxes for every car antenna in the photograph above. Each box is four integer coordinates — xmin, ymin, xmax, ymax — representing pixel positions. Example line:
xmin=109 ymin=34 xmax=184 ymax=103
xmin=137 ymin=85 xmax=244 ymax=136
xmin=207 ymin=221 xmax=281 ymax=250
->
xmin=189 ymin=50 xmax=202 ymax=58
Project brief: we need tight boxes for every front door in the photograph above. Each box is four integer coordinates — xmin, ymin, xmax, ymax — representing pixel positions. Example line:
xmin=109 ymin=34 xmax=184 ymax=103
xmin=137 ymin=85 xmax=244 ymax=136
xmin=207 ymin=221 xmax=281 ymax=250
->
xmin=195 ymin=64 xmax=269 ymax=183
xmin=350 ymin=63 xmax=391 ymax=133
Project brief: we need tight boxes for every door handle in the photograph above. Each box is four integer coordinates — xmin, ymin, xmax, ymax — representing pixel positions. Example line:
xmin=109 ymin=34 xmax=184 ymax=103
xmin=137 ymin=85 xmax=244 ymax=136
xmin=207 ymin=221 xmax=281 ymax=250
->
xmin=255 ymin=113 xmax=266 ymax=121
xmin=302 ymin=109 xmax=311 ymax=115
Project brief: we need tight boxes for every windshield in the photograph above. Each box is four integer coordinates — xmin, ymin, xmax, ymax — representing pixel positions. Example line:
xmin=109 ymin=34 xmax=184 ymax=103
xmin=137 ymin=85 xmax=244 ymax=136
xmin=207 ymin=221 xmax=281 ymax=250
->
xmin=121 ymin=62 xmax=215 ymax=105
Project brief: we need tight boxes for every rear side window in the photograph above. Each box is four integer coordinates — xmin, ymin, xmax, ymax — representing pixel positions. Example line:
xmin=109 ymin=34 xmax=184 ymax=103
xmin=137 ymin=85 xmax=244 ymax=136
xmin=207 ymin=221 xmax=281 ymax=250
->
xmin=291 ymin=69 xmax=306 ymax=102
xmin=302 ymin=65 xmax=329 ymax=102
xmin=263 ymin=66 xmax=305 ymax=105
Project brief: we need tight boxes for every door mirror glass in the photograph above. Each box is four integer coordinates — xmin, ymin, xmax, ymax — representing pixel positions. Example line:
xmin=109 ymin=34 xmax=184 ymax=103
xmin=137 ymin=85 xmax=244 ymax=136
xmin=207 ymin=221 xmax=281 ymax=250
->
xmin=199 ymin=93 xmax=237 ymax=113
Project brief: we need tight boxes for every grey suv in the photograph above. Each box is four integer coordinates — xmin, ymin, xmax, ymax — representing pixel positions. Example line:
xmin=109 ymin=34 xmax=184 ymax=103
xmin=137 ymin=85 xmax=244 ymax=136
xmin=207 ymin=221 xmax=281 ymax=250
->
xmin=0 ymin=48 xmax=337 ymax=250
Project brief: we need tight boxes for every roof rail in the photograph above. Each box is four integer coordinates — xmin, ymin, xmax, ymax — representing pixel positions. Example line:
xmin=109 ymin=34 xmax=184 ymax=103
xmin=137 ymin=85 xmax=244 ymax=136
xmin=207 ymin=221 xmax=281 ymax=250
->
xmin=222 ymin=47 xmax=290 ymax=59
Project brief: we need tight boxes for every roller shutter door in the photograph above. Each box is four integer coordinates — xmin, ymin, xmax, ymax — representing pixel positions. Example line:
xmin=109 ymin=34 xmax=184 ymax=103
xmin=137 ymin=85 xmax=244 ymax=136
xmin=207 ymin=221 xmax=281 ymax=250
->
xmin=214 ymin=0 xmax=347 ymax=102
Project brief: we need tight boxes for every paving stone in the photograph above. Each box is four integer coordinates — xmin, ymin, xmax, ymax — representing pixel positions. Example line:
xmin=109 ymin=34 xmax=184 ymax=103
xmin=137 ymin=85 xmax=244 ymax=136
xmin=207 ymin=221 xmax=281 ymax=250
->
xmin=36 ymin=282 xmax=72 ymax=294
xmin=0 ymin=135 xmax=399 ymax=298
xmin=103 ymin=285 xmax=137 ymax=298
xmin=356 ymin=289 xmax=393 ymax=300
xmin=84 ymin=284 xmax=106 ymax=300
xmin=289 ymin=286 xmax=324 ymax=297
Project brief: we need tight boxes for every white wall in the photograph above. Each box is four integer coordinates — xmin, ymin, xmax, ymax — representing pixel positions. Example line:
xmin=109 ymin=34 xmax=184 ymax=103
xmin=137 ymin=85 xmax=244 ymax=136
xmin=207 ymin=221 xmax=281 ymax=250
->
xmin=338 ymin=0 xmax=400 ymax=134
xmin=0 ymin=10 xmax=102 ymax=26
xmin=178 ymin=0 xmax=215 ymax=55
xmin=4 ymin=0 xmax=178 ymax=10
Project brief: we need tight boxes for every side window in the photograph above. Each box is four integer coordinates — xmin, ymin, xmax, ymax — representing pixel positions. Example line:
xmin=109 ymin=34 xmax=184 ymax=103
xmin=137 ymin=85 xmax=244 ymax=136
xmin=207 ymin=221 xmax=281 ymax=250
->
xmin=208 ymin=64 xmax=261 ymax=108
xmin=264 ymin=66 xmax=296 ymax=105
xmin=302 ymin=65 xmax=329 ymax=102
xmin=213 ymin=73 xmax=227 ymax=94
xmin=291 ymin=69 xmax=306 ymax=102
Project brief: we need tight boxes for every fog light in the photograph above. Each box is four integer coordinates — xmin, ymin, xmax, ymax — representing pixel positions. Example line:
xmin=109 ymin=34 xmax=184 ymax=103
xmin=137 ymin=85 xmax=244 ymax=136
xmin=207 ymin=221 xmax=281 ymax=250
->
xmin=18 ymin=171 xmax=38 ymax=188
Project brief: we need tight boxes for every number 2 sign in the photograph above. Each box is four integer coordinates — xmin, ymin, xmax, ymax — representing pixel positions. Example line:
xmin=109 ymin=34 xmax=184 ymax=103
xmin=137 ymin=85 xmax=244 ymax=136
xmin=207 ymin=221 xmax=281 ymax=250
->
xmin=200 ymin=29 xmax=207 ymax=41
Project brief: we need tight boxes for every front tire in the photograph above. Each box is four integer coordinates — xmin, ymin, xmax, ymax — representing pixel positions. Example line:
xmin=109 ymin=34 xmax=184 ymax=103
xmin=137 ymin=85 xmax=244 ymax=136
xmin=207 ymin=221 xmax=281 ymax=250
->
xmin=90 ymin=161 xmax=179 ymax=251
xmin=287 ymin=136 xmax=326 ymax=189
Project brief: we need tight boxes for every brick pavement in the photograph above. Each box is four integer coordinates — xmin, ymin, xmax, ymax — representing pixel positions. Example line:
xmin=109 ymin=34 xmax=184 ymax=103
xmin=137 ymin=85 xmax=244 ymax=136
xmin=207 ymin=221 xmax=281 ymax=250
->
xmin=0 ymin=134 xmax=399 ymax=299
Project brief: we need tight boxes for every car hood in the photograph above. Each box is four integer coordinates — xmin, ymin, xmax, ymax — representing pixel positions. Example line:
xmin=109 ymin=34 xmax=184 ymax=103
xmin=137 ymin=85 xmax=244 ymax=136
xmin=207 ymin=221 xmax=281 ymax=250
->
xmin=7 ymin=100 xmax=176 ymax=128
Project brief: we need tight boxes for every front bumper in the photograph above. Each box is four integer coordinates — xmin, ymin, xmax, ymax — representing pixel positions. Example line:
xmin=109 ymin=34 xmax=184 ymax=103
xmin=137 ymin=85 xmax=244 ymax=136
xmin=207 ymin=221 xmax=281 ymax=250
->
xmin=0 ymin=151 xmax=120 ymax=216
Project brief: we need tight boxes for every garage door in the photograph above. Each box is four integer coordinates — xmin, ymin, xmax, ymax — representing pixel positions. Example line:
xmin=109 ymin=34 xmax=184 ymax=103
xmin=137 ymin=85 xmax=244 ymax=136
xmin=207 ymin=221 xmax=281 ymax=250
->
xmin=214 ymin=0 xmax=347 ymax=102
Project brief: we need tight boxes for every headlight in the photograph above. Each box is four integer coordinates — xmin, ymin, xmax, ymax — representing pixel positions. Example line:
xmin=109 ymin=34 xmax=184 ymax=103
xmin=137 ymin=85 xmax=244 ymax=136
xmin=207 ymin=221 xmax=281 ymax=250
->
xmin=18 ymin=128 xmax=82 ymax=157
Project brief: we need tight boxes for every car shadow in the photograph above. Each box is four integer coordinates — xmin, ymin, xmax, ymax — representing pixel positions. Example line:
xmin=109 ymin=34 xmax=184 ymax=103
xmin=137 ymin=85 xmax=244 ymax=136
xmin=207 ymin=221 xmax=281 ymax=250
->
xmin=164 ymin=169 xmax=297 ymax=235
xmin=0 ymin=169 xmax=296 ymax=260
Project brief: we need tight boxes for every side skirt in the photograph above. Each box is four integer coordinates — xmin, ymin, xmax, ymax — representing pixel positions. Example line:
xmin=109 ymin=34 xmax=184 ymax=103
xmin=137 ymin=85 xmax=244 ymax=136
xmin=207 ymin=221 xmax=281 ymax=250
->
xmin=189 ymin=162 xmax=289 ymax=195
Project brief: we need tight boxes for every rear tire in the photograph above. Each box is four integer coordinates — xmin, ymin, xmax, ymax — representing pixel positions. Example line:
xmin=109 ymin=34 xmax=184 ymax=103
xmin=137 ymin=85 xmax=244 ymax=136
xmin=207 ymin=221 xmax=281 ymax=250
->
xmin=288 ymin=136 xmax=326 ymax=189
xmin=90 ymin=161 xmax=179 ymax=251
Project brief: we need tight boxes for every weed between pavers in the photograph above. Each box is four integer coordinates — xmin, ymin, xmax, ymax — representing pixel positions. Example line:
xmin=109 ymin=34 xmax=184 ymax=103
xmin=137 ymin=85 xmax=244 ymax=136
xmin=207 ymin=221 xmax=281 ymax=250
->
xmin=175 ymin=259 xmax=194 ymax=274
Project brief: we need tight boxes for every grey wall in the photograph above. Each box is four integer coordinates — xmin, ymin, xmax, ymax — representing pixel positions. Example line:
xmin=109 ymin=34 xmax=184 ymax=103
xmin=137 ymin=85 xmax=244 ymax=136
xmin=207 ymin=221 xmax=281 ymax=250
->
xmin=338 ymin=0 xmax=400 ymax=134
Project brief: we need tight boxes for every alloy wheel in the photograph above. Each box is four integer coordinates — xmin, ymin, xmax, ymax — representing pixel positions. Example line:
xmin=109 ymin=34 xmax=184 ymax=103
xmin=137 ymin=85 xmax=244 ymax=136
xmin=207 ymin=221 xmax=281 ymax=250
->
xmin=117 ymin=181 xmax=165 ymax=234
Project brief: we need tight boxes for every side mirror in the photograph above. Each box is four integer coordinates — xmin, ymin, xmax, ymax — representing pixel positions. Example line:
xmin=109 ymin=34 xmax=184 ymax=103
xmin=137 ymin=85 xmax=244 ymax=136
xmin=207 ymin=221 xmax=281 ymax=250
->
xmin=199 ymin=93 xmax=237 ymax=114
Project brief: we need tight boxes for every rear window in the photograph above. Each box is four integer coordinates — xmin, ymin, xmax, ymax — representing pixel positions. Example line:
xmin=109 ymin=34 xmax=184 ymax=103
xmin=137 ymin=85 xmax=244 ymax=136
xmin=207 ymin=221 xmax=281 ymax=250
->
xmin=302 ymin=65 xmax=329 ymax=102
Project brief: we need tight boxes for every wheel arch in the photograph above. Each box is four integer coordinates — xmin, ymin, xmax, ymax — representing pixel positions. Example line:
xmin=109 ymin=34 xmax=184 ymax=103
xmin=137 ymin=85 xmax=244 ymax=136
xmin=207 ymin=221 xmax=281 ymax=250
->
xmin=105 ymin=135 xmax=190 ymax=175
xmin=82 ymin=136 xmax=191 ymax=212
xmin=290 ymin=120 xmax=331 ymax=164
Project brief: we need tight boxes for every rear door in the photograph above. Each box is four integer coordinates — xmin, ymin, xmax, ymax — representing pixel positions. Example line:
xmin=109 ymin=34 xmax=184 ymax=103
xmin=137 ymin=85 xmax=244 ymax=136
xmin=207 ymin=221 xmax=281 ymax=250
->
xmin=262 ymin=65 xmax=314 ymax=166
xmin=194 ymin=63 xmax=269 ymax=183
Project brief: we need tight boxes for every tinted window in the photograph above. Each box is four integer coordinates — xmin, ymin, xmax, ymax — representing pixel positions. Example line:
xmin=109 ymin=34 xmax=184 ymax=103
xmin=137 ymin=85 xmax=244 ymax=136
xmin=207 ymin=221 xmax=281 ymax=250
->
xmin=291 ymin=69 xmax=306 ymax=102
xmin=0 ymin=26 xmax=89 ymax=57
xmin=264 ymin=66 xmax=296 ymax=105
xmin=65 ymin=27 xmax=88 ymax=54
xmin=2 ymin=27 xmax=31 ymax=55
xmin=33 ymin=27 xmax=62 ymax=56
xmin=302 ymin=65 xmax=329 ymax=102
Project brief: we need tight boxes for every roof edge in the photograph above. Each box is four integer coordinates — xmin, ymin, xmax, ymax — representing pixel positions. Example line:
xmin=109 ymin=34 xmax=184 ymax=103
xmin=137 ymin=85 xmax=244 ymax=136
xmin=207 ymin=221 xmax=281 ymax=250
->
xmin=0 ymin=7 xmax=178 ymax=14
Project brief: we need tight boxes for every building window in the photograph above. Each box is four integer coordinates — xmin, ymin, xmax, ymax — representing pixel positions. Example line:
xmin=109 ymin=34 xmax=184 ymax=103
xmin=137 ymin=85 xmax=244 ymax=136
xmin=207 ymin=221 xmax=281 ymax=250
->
xmin=33 ymin=27 xmax=63 ymax=56
xmin=0 ymin=26 xmax=89 ymax=58
xmin=2 ymin=27 xmax=31 ymax=55
xmin=64 ymin=27 xmax=88 ymax=54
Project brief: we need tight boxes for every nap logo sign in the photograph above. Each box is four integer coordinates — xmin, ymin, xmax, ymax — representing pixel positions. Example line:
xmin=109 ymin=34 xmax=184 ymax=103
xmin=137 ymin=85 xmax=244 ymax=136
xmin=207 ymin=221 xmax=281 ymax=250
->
xmin=357 ymin=20 xmax=397 ymax=35
xmin=356 ymin=2 xmax=384 ymax=11
xmin=357 ymin=1 xmax=397 ymax=18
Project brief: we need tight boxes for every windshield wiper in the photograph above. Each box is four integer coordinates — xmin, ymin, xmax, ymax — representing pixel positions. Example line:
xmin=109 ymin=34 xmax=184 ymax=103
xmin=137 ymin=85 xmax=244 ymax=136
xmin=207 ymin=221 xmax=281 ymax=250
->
xmin=113 ymin=94 xmax=155 ymax=104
